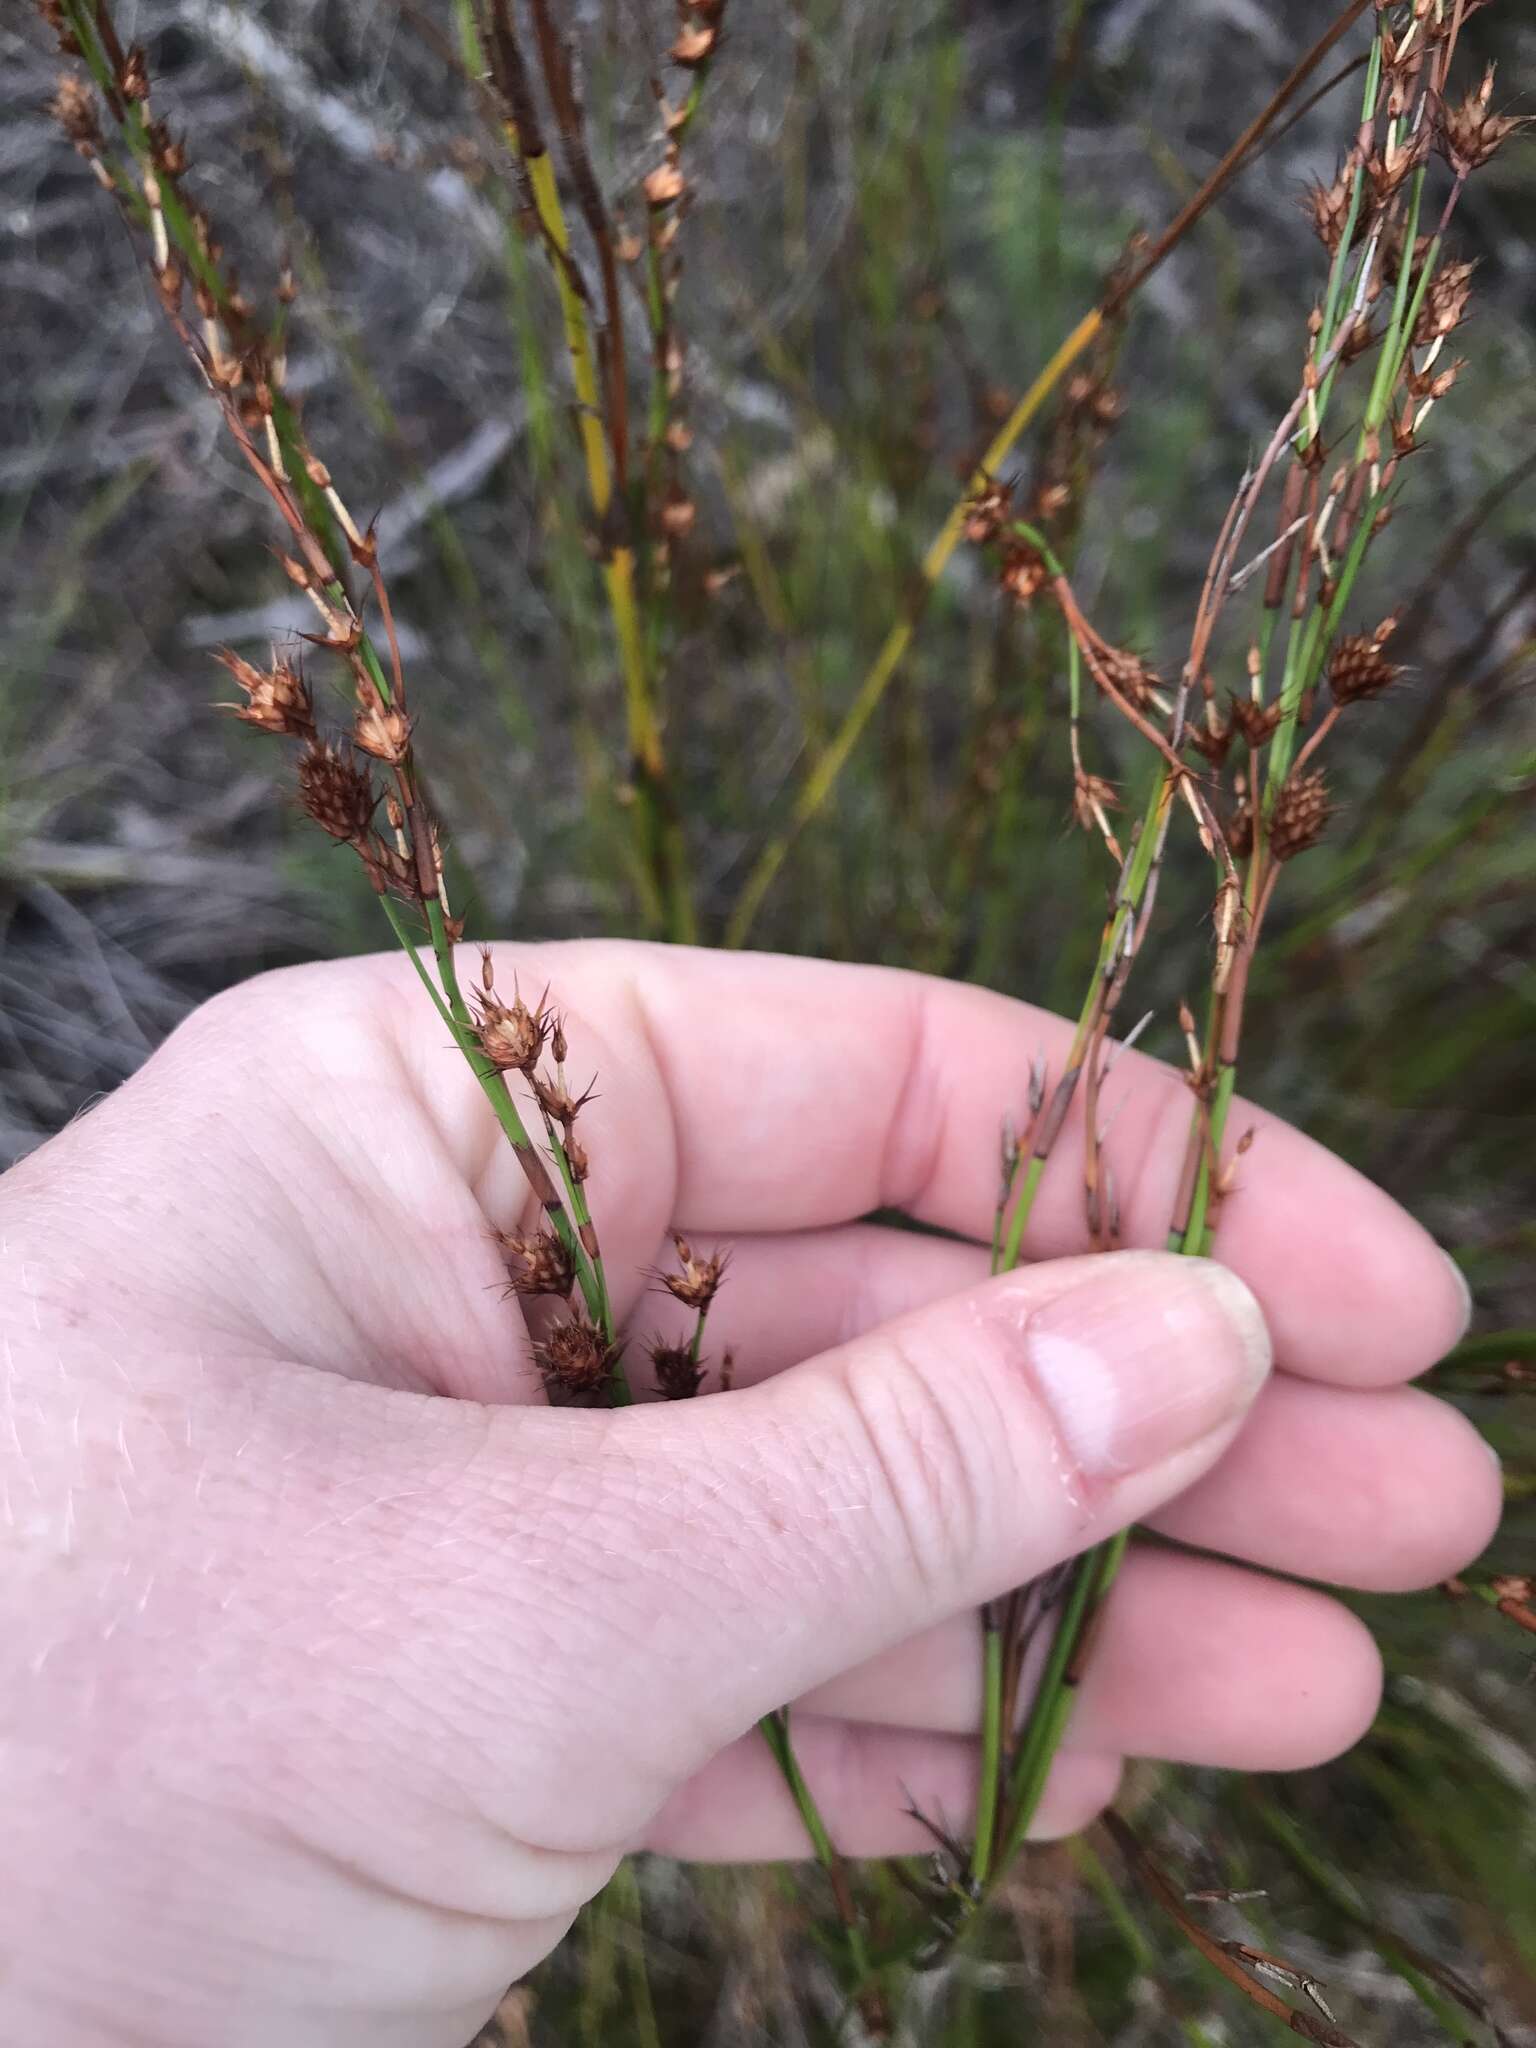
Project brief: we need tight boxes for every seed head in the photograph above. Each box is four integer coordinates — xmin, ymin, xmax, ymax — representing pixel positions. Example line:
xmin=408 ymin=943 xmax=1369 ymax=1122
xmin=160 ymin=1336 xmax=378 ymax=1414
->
xmin=118 ymin=45 xmax=150 ymax=103
xmin=1328 ymin=629 xmax=1402 ymax=706
xmin=1070 ymin=769 xmax=1119 ymax=838
xmin=1227 ymin=795 xmax=1256 ymax=860
xmin=533 ymin=1073 xmax=595 ymax=1131
xmin=999 ymin=541 xmax=1048 ymax=608
xmin=1437 ymin=69 xmax=1530 ymax=177
xmin=536 ymin=1315 xmax=613 ymax=1398
xmin=1227 ymin=694 xmax=1283 ymax=749
xmin=471 ymin=987 xmax=548 ymax=1075
xmin=499 ymin=1229 xmax=575 ymax=1299
xmin=644 ymin=156 xmax=686 ymax=208
xmin=1269 ymin=769 xmax=1331 ymax=862
xmin=670 ymin=22 xmax=719 ymax=66
xmin=962 ymin=476 xmax=1011 ymax=547
xmin=661 ymin=1234 xmax=727 ymax=1311
xmin=659 ymin=486 xmax=696 ymax=540
xmin=650 ymin=1340 xmax=705 ymax=1401
xmin=1188 ymin=713 xmax=1232 ymax=767
xmin=215 ymin=648 xmax=314 ymax=737
xmin=49 ymin=72 xmax=101 ymax=154
xmin=1302 ymin=167 xmax=1353 ymax=255
xmin=1096 ymin=645 xmax=1161 ymax=713
xmin=352 ymin=689 xmax=413 ymax=764
xmin=1414 ymin=259 xmax=1476 ymax=349
xmin=563 ymin=1131 xmax=591 ymax=1184
xmin=296 ymin=738 xmax=376 ymax=843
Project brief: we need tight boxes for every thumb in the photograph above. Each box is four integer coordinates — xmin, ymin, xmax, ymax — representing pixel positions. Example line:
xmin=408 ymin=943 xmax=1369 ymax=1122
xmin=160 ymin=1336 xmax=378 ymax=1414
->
xmin=319 ymin=1250 xmax=1268 ymax=1841
xmin=593 ymin=1249 xmax=1271 ymax=1751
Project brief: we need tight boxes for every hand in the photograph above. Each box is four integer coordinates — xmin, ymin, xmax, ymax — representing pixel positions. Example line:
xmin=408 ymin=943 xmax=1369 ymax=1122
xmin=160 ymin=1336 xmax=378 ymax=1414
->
xmin=0 ymin=943 xmax=1494 ymax=2047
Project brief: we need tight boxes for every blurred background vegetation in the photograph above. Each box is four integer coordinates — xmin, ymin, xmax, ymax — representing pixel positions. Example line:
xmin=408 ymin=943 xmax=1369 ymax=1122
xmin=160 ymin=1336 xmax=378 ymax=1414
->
xmin=3 ymin=1 xmax=1533 ymax=2041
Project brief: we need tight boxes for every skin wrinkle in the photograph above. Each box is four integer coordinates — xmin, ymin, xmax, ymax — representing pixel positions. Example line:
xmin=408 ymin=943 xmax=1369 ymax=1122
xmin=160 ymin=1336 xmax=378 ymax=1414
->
xmin=874 ymin=979 xmax=954 ymax=1218
xmin=837 ymin=1329 xmax=988 ymax=1609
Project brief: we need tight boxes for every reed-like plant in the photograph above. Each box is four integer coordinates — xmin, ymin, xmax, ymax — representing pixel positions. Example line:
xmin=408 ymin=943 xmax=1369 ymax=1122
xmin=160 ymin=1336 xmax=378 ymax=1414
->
xmin=32 ymin=0 xmax=1529 ymax=2038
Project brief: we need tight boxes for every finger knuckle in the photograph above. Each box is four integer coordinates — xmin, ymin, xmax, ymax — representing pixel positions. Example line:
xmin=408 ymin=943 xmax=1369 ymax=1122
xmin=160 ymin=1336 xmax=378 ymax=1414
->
xmin=836 ymin=1328 xmax=991 ymax=1600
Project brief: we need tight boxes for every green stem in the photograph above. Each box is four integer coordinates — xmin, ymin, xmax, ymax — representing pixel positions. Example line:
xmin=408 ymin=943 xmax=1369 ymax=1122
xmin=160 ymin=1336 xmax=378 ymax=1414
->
xmin=970 ymin=1614 xmax=1005 ymax=1886
xmin=757 ymin=1709 xmax=875 ymax=1995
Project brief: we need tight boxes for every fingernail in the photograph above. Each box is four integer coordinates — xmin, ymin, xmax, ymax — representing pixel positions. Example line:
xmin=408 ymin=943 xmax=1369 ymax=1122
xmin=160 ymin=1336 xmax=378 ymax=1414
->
xmin=1441 ymin=1250 xmax=1473 ymax=1344
xmin=1020 ymin=1253 xmax=1271 ymax=1479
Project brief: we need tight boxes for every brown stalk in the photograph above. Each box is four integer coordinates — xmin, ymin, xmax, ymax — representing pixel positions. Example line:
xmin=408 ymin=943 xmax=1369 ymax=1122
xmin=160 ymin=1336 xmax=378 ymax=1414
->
xmin=1101 ymin=1815 xmax=1364 ymax=2047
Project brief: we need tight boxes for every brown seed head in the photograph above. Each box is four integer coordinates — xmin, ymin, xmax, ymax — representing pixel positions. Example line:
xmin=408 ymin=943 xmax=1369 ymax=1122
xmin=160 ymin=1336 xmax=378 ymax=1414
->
xmin=353 ymin=691 xmax=413 ymax=764
xmin=49 ymin=73 xmax=101 ymax=152
xmin=119 ymin=45 xmax=150 ymax=102
xmin=563 ymin=1132 xmax=591 ymax=1184
xmin=659 ymin=486 xmax=696 ymax=540
xmin=533 ymin=1072 xmax=595 ymax=1130
xmin=1227 ymin=795 xmax=1256 ymax=861
xmin=1227 ymin=694 xmax=1284 ymax=749
xmin=215 ymin=647 xmax=315 ymax=738
xmin=1269 ymin=768 xmax=1331 ymax=862
xmin=1189 ymin=711 xmax=1233 ymax=766
xmin=1414 ymin=259 xmax=1476 ymax=347
xmin=662 ymin=1234 xmax=727 ymax=1311
xmin=962 ymin=476 xmax=1011 ymax=547
xmin=472 ymin=988 xmax=548 ymax=1075
xmin=1096 ymin=644 xmax=1161 ymax=712
xmin=670 ymin=23 xmax=718 ymax=66
xmin=536 ymin=1315 xmax=612 ymax=1398
xmin=650 ymin=1340 xmax=705 ymax=1401
xmin=499 ymin=1229 xmax=575 ymax=1299
xmin=1328 ymin=630 xmax=1402 ymax=706
xmin=1302 ymin=167 xmax=1353 ymax=254
xmin=1437 ymin=70 xmax=1530 ymax=176
xmin=1070 ymin=769 xmax=1119 ymax=836
xmin=644 ymin=157 xmax=686 ymax=208
xmin=296 ymin=738 xmax=376 ymax=843
xmin=999 ymin=540 xmax=1048 ymax=608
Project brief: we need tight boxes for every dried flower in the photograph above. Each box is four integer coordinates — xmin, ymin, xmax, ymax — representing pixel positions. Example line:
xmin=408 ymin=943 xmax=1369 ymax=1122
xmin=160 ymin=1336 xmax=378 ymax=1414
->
xmin=532 ymin=1073 xmax=595 ymax=1130
xmin=1227 ymin=694 xmax=1283 ymax=749
xmin=471 ymin=968 xmax=549 ymax=1075
xmin=651 ymin=1340 xmax=705 ymax=1400
xmin=1096 ymin=644 xmax=1162 ymax=712
xmin=1070 ymin=769 xmax=1119 ymax=838
xmin=1437 ymin=68 xmax=1530 ymax=177
xmin=670 ymin=23 xmax=718 ymax=66
xmin=296 ymin=738 xmax=376 ymax=843
xmin=1189 ymin=710 xmax=1233 ymax=767
xmin=659 ymin=486 xmax=696 ymax=539
xmin=1301 ymin=167 xmax=1353 ymax=255
xmin=1328 ymin=629 xmax=1401 ymax=705
xmin=1269 ymin=769 xmax=1332 ymax=862
xmin=962 ymin=476 xmax=1011 ymax=547
xmin=1414 ymin=259 xmax=1476 ymax=347
xmin=49 ymin=72 xmax=101 ymax=153
xmin=499 ymin=1229 xmax=576 ymax=1299
xmin=353 ymin=688 xmax=413 ymax=763
xmin=661 ymin=1234 xmax=727 ymax=1311
xmin=536 ymin=1315 xmax=613 ymax=1397
xmin=644 ymin=157 xmax=686 ymax=208
xmin=999 ymin=541 xmax=1048 ymax=608
xmin=214 ymin=648 xmax=314 ymax=737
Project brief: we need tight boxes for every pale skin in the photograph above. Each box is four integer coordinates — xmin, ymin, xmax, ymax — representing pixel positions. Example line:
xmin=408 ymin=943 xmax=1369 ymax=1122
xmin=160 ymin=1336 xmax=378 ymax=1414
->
xmin=0 ymin=943 xmax=1498 ymax=2048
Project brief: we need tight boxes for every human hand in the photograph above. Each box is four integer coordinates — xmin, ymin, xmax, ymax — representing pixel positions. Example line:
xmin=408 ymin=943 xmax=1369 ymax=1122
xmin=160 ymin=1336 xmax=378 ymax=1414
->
xmin=0 ymin=944 xmax=1495 ymax=2046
